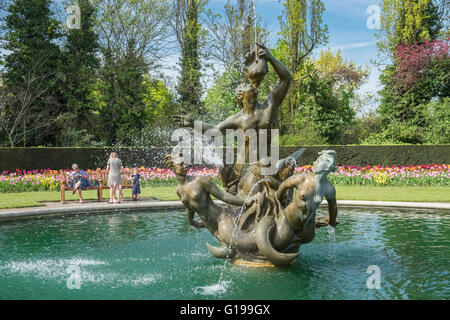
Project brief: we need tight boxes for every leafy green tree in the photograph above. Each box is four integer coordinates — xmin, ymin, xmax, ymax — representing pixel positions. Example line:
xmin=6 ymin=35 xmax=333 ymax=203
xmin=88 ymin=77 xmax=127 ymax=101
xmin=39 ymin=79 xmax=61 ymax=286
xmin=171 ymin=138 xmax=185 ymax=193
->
xmin=376 ymin=0 xmax=442 ymax=60
xmin=98 ymin=40 xmax=148 ymax=145
xmin=176 ymin=0 xmax=204 ymax=116
xmin=279 ymin=48 xmax=368 ymax=145
xmin=142 ymin=76 xmax=177 ymax=127
xmin=277 ymin=0 xmax=328 ymax=133
xmin=59 ymin=0 xmax=101 ymax=145
xmin=97 ymin=47 xmax=120 ymax=144
xmin=2 ymin=0 xmax=64 ymax=146
xmin=116 ymin=39 xmax=148 ymax=143
xmin=373 ymin=0 xmax=448 ymax=144
xmin=423 ymin=97 xmax=449 ymax=144
xmin=94 ymin=0 xmax=173 ymax=145
xmin=203 ymin=68 xmax=242 ymax=122
xmin=301 ymin=76 xmax=355 ymax=144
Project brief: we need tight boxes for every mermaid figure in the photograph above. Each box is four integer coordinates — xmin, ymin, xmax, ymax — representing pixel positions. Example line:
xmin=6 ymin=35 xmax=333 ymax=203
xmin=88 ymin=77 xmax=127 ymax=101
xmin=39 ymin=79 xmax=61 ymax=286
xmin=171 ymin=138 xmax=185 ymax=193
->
xmin=165 ymin=154 xmax=257 ymax=259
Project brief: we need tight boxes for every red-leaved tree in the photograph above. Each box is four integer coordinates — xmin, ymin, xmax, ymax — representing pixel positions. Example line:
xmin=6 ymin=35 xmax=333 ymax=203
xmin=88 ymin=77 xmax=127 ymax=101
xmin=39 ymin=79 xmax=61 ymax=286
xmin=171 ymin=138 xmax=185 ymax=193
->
xmin=393 ymin=38 xmax=449 ymax=92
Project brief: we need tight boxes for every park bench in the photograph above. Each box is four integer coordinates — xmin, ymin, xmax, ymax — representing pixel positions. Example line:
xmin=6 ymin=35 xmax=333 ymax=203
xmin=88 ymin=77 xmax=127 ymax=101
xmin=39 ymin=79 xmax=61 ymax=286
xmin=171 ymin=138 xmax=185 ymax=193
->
xmin=59 ymin=169 xmax=133 ymax=204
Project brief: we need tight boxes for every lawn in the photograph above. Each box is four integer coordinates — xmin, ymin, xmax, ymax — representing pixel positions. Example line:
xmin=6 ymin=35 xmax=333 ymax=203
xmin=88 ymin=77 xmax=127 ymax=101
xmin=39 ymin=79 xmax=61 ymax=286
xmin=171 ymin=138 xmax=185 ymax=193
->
xmin=0 ymin=185 xmax=449 ymax=210
xmin=0 ymin=187 xmax=178 ymax=210
xmin=334 ymin=186 xmax=450 ymax=202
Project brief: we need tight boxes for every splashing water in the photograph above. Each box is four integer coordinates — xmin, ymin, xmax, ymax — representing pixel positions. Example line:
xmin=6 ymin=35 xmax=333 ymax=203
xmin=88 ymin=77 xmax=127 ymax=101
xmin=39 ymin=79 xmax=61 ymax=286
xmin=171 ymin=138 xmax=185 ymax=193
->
xmin=227 ymin=177 xmax=270 ymax=252
xmin=327 ymin=225 xmax=336 ymax=263
xmin=248 ymin=178 xmax=270 ymax=197
xmin=215 ymin=177 xmax=269 ymax=286
xmin=194 ymin=280 xmax=231 ymax=296
xmin=216 ymin=199 xmax=247 ymax=284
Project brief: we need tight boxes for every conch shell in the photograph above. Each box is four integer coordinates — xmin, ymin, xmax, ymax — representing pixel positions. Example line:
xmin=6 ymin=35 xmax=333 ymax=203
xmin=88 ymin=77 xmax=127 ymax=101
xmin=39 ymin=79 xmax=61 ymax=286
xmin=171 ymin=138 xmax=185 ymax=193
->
xmin=243 ymin=48 xmax=268 ymax=87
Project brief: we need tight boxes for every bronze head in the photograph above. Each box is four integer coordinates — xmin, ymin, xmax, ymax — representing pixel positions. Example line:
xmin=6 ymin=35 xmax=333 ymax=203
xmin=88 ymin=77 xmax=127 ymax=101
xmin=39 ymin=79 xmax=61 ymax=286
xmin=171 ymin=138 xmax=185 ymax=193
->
xmin=235 ymin=83 xmax=258 ymax=109
xmin=165 ymin=154 xmax=188 ymax=178
xmin=277 ymin=159 xmax=296 ymax=182
xmin=313 ymin=150 xmax=338 ymax=173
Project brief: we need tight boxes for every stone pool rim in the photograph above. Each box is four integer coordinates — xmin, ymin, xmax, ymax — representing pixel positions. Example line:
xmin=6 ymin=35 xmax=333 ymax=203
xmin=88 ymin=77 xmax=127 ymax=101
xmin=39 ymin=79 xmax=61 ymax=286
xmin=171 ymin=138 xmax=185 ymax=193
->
xmin=0 ymin=200 xmax=448 ymax=222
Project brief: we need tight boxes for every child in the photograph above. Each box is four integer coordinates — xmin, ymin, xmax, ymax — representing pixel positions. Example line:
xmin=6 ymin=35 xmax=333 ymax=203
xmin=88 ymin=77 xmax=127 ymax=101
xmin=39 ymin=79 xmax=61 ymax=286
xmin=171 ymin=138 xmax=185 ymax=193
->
xmin=131 ymin=168 xmax=141 ymax=201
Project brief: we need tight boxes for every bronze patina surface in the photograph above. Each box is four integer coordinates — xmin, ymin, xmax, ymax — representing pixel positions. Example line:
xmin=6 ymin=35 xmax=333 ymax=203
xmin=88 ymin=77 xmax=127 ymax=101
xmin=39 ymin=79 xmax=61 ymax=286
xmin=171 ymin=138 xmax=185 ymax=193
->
xmin=170 ymin=44 xmax=339 ymax=267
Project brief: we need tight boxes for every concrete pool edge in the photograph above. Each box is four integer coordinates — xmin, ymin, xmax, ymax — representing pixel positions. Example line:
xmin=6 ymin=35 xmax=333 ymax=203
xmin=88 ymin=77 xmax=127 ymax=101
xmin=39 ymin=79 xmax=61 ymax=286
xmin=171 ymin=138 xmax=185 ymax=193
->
xmin=0 ymin=200 xmax=448 ymax=221
xmin=0 ymin=201 xmax=186 ymax=221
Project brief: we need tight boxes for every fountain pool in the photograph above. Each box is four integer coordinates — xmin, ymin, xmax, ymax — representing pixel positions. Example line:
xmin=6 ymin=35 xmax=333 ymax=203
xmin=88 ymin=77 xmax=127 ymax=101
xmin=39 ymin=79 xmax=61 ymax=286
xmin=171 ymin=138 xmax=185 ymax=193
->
xmin=0 ymin=208 xmax=448 ymax=299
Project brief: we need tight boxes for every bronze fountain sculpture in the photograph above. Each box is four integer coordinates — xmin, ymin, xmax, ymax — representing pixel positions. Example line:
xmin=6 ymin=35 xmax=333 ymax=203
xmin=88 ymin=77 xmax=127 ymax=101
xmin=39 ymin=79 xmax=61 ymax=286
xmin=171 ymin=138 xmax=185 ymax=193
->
xmin=171 ymin=43 xmax=338 ymax=267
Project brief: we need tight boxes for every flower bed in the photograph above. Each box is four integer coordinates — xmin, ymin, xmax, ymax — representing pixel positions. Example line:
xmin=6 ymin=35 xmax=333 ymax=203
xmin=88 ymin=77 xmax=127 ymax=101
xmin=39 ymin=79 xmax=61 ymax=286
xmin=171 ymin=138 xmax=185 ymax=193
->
xmin=314 ymin=164 xmax=450 ymax=187
xmin=1 ymin=164 xmax=449 ymax=193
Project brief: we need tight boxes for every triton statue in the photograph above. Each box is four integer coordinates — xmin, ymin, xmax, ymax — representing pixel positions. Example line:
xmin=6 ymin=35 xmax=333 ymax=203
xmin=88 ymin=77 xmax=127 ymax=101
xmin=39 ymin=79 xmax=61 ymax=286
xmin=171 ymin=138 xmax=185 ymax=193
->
xmin=170 ymin=43 xmax=339 ymax=267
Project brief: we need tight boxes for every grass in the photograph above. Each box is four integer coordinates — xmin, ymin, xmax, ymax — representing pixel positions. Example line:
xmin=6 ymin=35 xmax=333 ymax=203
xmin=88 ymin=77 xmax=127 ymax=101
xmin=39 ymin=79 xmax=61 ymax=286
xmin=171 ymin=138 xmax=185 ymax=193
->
xmin=335 ymin=186 xmax=450 ymax=203
xmin=0 ymin=186 xmax=449 ymax=210
xmin=0 ymin=187 xmax=178 ymax=210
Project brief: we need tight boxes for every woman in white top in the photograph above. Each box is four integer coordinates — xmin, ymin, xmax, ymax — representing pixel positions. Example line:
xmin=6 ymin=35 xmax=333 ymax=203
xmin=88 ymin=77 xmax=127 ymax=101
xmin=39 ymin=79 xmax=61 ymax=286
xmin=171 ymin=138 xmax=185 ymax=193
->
xmin=106 ymin=152 xmax=124 ymax=203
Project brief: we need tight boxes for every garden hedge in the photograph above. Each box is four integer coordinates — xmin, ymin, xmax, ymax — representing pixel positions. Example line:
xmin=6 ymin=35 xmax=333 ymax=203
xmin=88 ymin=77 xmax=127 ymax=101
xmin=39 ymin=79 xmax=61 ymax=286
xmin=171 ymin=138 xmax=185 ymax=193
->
xmin=0 ymin=145 xmax=449 ymax=171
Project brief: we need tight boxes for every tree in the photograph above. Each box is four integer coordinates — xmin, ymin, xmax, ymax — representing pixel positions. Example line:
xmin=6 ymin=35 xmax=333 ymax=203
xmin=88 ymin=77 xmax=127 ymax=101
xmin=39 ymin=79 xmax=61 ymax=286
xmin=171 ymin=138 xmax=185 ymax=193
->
xmin=95 ymin=0 xmax=172 ymax=61
xmin=392 ymin=39 xmax=449 ymax=94
xmin=115 ymin=39 xmax=148 ymax=143
xmin=373 ymin=0 xmax=448 ymax=144
xmin=175 ymin=0 xmax=204 ymax=116
xmin=375 ymin=0 xmax=442 ymax=61
xmin=202 ymin=0 xmax=268 ymax=82
xmin=277 ymin=0 xmax=328 ymax=133
xmin=2 ymin=0 xmax=64 ymax=146
xmin=97 ymin=47 xmax=119 ymax=144
xmin=203 ymin=68 xmax=243 ymax=122
xmin=97 ymin=40 xmax=148 ymax=145
xmin=0 ymin=54 xmax=56 ymax=147
xmin=60 ymin=0 xmax=101 ymax=145
xmin=423 ymin=97 xmax=449 ymax=144
xmin=376 ymin=40 xmax=449 ymax=144
xmin=142 ymin=76 xmax=177 ymax=127
xmin=290 ymin=49 xmax=368 ymax=144
xmin=94 ymin=0 xmax=173 ymax=144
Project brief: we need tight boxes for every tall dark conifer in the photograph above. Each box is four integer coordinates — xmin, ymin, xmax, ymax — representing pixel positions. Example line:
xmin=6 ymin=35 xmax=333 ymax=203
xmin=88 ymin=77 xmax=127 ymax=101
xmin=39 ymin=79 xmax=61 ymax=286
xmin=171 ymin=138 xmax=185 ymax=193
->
xmin=176 ymin=0 xmax=203 ymax=116
xmin=116 ymin=38 xmax=147 ymax=143
xmin=99 ymin=40 xmax=148 ymax=145
xmin=62 ymin=0 xmax=100 ymax=135
xmin=3 ymin=0 xmax=64 ymax=146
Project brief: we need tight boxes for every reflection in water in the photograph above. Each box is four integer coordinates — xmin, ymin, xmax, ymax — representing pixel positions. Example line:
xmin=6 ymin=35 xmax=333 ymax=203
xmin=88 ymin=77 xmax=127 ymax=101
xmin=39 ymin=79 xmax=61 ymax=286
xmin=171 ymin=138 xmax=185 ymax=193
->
xmin=0 ymin=208 xmax=448 ymax=300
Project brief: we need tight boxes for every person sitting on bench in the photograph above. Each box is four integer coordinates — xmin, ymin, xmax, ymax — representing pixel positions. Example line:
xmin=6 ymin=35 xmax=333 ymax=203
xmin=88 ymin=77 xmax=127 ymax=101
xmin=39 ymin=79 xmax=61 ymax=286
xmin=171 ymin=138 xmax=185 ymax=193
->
xmin=68 ymin=163 xmax=90 ymax=204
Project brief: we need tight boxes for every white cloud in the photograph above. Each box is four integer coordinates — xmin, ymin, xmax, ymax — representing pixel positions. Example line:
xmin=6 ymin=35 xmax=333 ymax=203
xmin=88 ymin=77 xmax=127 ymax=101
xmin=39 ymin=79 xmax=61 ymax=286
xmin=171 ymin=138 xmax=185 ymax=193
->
xmin=330 ymin=41 xmax=376 ymax=51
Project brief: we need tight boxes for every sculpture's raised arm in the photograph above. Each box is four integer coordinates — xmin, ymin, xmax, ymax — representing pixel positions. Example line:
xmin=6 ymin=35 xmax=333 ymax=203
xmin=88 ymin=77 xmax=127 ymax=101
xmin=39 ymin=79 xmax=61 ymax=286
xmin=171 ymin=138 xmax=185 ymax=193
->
xmin=174 ymin=113 xmax=238 ymax=133
xmin=256 ymin=43 xmax=292 ymax=108
xmin=198 ymin=176 xmax=245 ymax=206
xmin=276 ymin=174 xmax=306 ymax=200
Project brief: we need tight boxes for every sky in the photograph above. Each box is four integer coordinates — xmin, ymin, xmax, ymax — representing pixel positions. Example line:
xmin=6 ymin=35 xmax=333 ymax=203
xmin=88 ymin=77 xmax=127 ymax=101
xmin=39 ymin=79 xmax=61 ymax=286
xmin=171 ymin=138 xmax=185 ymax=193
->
xmin=1 ymin=0 xmax=385 ymax=112
xmin=163 ymin=0 xmax=384 ymax=112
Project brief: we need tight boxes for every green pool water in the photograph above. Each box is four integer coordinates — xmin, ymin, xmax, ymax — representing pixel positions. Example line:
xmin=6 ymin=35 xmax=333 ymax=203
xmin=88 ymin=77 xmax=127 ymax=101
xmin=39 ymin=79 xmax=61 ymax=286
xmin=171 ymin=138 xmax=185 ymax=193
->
xmin=0 ymin=208 xmax=448 ymax=300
